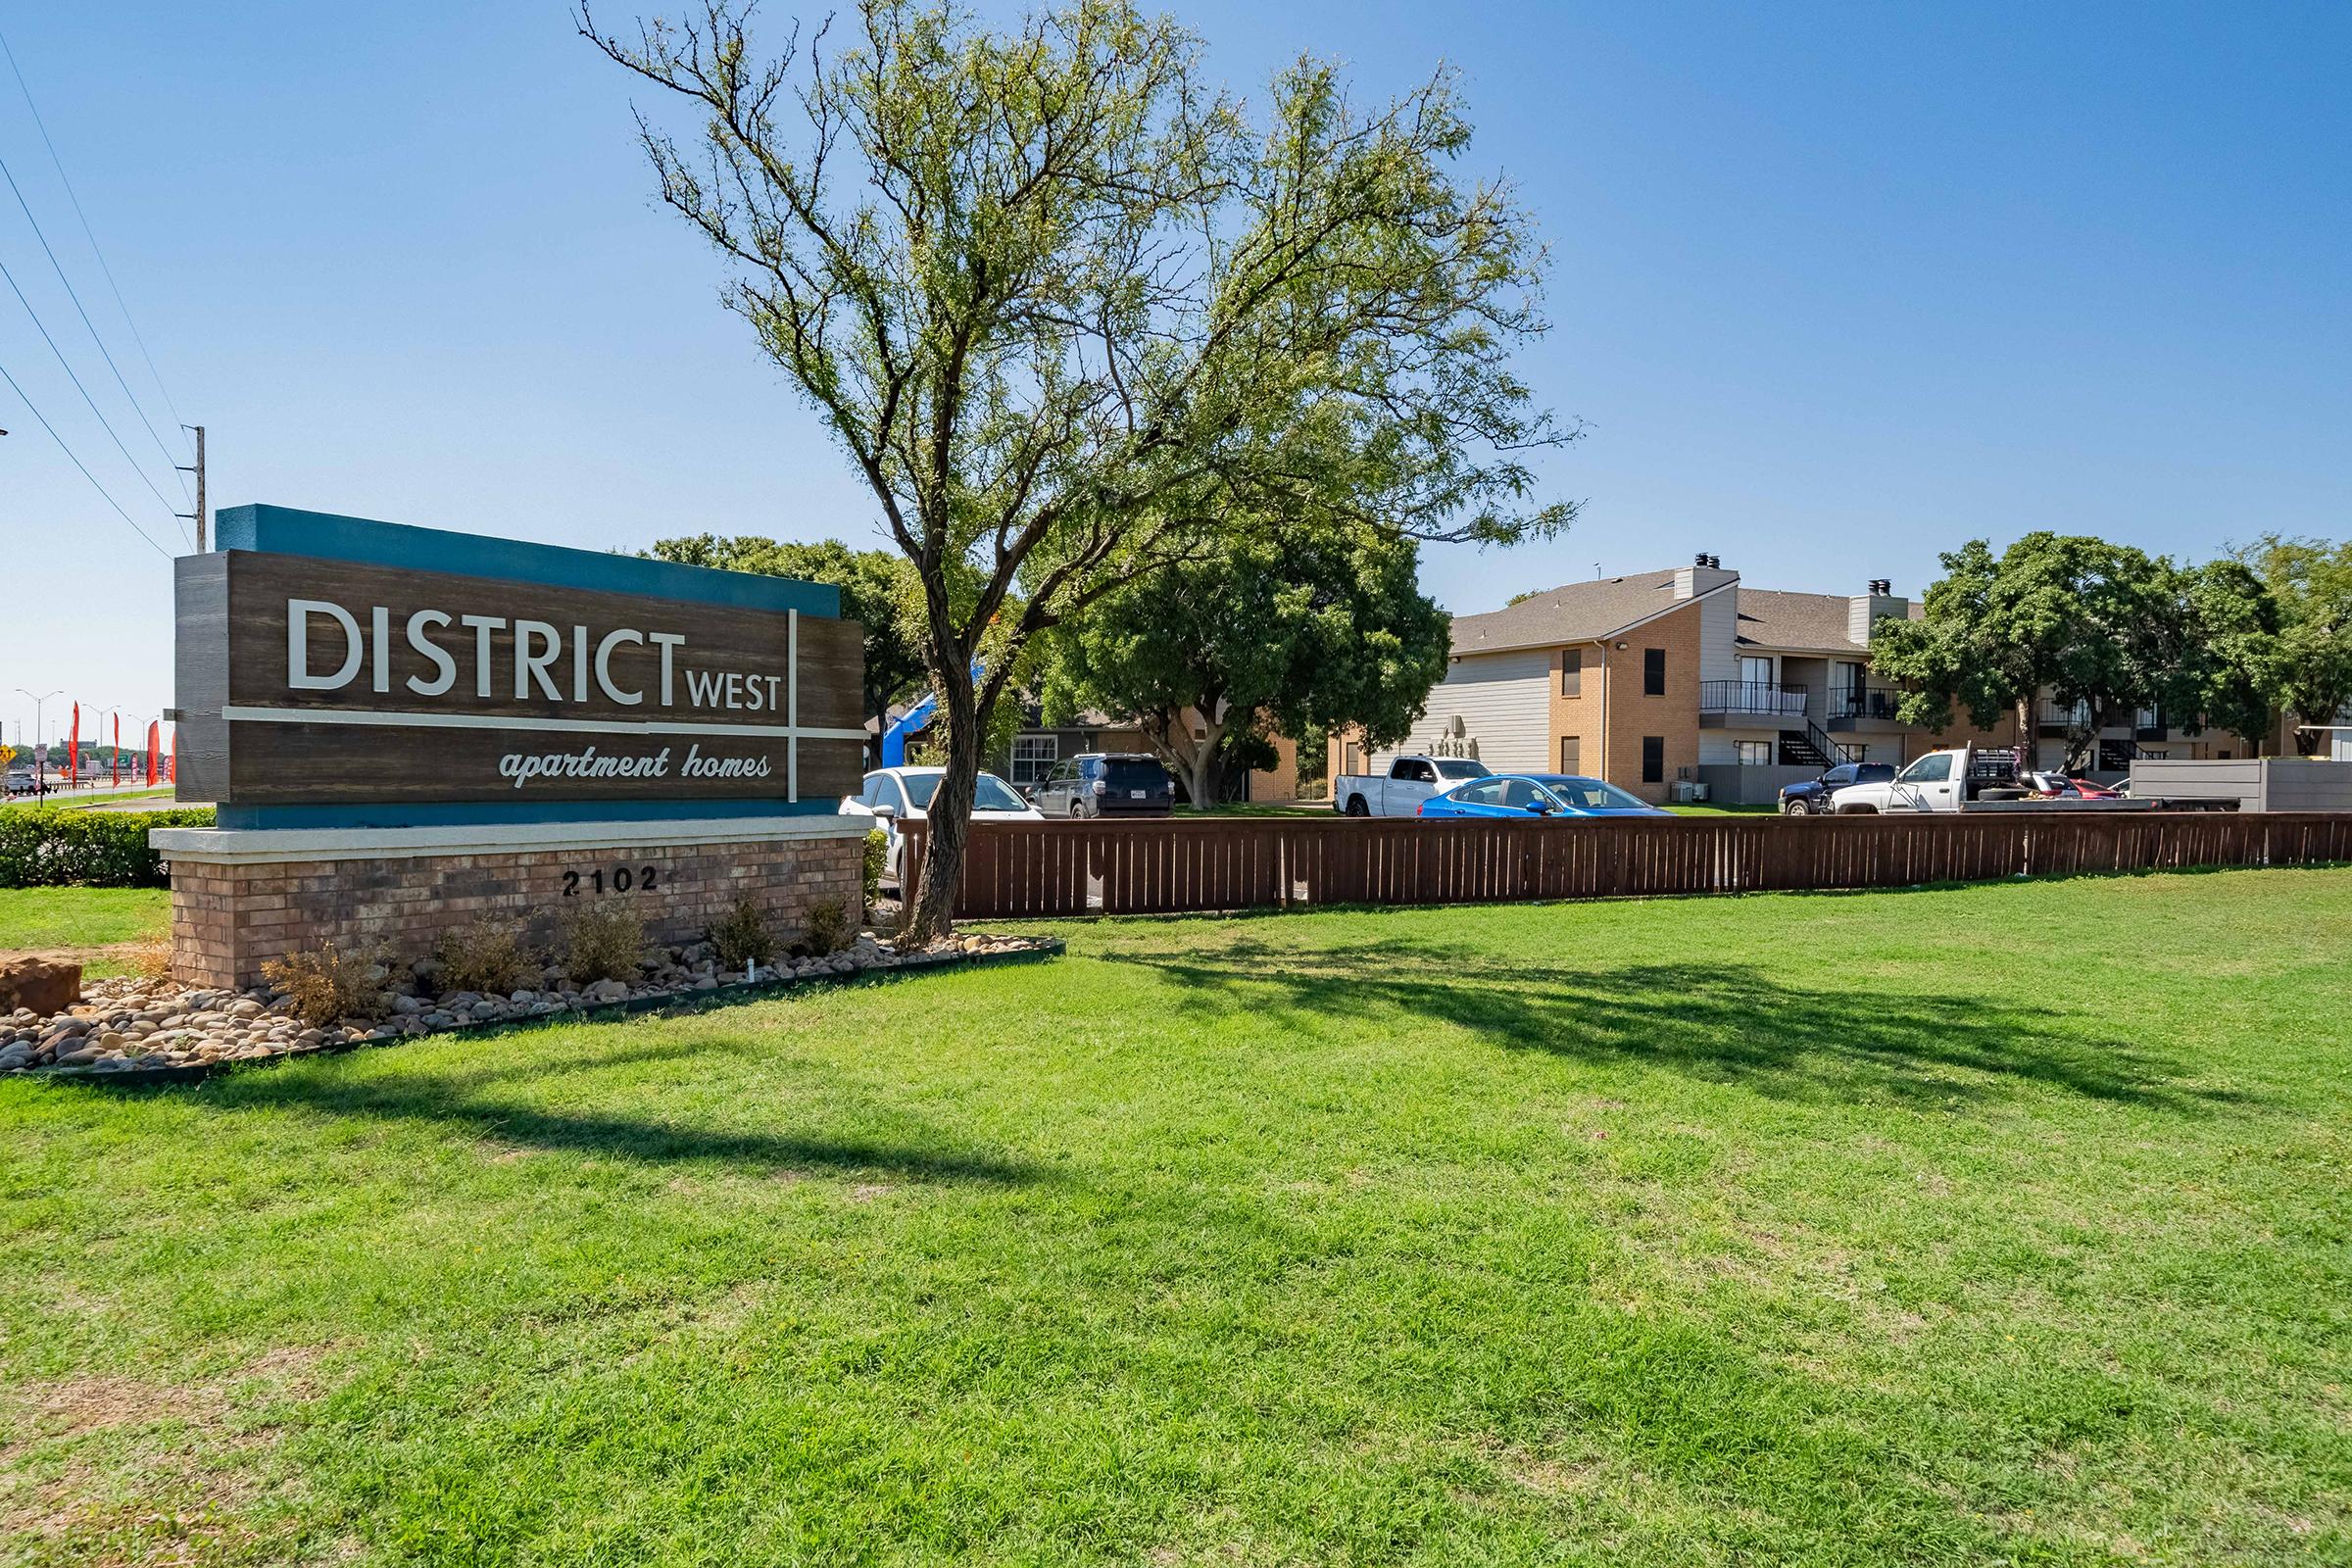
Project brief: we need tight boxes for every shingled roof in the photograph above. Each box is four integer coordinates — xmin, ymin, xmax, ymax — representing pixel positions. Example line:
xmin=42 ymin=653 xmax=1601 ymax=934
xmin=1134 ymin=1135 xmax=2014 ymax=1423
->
xmin=1733 ymin=589 xmax=1862 ymax=653
xmin=1447 ymin=569 xmax=1693 ymax=656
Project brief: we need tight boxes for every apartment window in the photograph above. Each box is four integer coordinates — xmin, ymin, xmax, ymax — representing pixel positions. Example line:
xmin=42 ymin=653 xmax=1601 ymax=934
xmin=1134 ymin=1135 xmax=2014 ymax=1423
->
xmin=1559 ymin=735 xmax=1581 ymax=773
xmin=1559 ymin=649 xmax=1582 ymax=697
xmin=1643 ymin=648 xmax=1667 ymax=696
xmin=1009 ymin=734 xmax=1058 ymax=786
xmin=1641 ymin=736 xmax=1665 ymax=784
xmin=1735 ymin=740 xmax=1772 ymax=767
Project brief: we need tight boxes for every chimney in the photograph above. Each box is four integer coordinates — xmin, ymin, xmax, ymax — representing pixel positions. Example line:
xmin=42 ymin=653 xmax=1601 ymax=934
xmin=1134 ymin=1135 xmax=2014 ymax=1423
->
xmin=1849 ymin=579 xmax=1908 ymax=645
xmin=1672 ymin=555 xmax=1737 ymax=600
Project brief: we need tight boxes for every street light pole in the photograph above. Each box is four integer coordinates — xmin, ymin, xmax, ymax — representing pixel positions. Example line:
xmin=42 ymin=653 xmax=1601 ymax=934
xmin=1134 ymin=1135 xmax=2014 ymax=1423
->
xmin=15 ymin=689 xmax=61 ymax=795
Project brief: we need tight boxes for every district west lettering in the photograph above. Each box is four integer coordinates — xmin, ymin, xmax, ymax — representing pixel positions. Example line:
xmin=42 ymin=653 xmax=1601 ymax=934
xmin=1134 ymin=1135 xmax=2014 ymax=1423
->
xmin=284 ymin=598 xmax=787 ymax=712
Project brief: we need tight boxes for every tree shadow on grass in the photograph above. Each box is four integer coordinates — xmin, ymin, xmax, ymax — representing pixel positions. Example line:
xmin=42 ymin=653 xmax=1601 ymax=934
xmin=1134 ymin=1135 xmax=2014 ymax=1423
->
xmin=86 ymin=1033 xmax=1044 ymax=1187
xmin=1102 ymin=942 xmax=2243 ymax=1115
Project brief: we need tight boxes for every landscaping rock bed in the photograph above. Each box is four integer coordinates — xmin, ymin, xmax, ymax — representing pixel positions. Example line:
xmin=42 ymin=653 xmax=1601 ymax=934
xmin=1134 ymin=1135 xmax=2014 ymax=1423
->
xmin=1 ymin=930 xmax=1057 ymax=1082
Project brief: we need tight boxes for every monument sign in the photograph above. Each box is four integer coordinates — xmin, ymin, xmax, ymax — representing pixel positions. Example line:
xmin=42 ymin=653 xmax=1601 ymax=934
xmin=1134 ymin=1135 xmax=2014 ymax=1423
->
xmin=154 ymin=506 xmax=873 ymax=987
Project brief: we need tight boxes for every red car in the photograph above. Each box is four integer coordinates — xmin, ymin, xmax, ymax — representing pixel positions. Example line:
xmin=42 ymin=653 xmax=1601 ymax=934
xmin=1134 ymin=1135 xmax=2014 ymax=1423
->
xmin=2022 ymin=770 xmax=2117 ymax=800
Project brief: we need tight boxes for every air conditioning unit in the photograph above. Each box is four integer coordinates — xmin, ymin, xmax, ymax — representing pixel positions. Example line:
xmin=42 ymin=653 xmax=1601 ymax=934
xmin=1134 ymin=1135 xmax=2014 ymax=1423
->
xmin=1671 ymin=780 xmax=1699 ymax=804
xmin=1690 ymin=781 xmax=1709 ymax=802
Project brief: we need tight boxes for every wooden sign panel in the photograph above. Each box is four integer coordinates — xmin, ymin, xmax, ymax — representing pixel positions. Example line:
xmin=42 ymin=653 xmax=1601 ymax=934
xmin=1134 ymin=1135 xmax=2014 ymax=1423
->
xmin=175 ymin=550 xmax=864 ymax=807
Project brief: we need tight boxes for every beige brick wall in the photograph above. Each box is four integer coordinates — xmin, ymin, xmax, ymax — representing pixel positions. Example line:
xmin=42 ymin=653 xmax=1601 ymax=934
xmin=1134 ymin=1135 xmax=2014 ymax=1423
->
xmin=1600 ymin=601 xmax=1703 ymax=805
xmin=169 ymin=835 xmax=866 ymax=990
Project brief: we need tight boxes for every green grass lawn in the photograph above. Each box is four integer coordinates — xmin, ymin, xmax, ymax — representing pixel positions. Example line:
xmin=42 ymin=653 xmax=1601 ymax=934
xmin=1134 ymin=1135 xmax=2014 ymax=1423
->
xmin=4 ymin=868 xmax=2349 ymax=1565
xmin=0 ymin=786 xmax=177 ymax=813
xmin=0 ymin=886 xmax=169 ymax=973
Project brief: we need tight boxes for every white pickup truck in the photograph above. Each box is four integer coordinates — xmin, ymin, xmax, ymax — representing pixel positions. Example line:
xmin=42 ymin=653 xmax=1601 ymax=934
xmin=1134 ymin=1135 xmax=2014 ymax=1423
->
xmin=1831 ymin=745 xmax=2152 ymax=813
xmin=1333 ymin=755 xmax=1494 ymax=816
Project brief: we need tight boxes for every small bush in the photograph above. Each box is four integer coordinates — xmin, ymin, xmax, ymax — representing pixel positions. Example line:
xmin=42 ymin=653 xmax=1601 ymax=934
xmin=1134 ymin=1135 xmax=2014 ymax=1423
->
xmin=262 ymin=940 xmax=392 ymax=1027
xmin=709 ymin=896 xmax=775 ymax=971
xmin=125 ymin=937 xmax=173 ymax=983
xmin=862 ymin=829 xmax=888 ymax=906
xmin=804 ymin=896 xmax=853 ymax=955
xmin=562 ymin=902 xmax=646 ymax=985
xmin=0 ymin=806 xmax=215 ymax=889
xmin=433 ymin=915 xmax=539 ymax=997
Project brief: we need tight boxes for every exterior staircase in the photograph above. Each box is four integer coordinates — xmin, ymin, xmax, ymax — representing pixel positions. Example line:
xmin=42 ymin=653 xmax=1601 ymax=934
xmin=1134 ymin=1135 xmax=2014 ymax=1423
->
xmin=1777 ymin=721 xmax=1854 ymax=769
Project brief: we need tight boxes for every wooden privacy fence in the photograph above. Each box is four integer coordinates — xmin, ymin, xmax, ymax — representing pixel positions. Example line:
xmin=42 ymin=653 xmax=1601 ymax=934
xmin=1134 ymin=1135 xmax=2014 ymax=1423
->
xmin=898 ymin=811 xmax=2352 ymax=919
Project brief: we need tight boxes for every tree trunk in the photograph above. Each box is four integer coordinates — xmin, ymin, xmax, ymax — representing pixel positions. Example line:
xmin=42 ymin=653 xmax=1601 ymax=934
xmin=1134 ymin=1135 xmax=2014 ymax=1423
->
xmin=904 ymin=654 xmax=979 ymax=949
xmin=1174 ymin=715 xmax=1221 ymax=809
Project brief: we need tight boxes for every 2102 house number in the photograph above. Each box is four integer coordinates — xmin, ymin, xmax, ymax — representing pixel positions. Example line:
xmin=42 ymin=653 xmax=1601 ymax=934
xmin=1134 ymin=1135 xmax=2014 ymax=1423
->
xmin=562 ymin=865 xmax=660 ymax=897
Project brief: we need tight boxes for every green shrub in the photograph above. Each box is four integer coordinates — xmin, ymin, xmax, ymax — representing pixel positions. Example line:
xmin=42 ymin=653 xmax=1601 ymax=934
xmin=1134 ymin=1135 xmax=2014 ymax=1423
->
xmin=433 ymin=915 xmax=540 ymax=997
xmin=0 ymin=806 xmax=215 ymax=889
xmin=804 ymin=897 xmax=854 ymax=955
xmin=262 ymin=940 xmax=393 ymax=1027
xmin=561 ymin=902 xmax=646 ymax=985
xmin=863 ymin=829 xmax=888 ymax=907
xmin=709 ymin=895 xmax=775 ymax=971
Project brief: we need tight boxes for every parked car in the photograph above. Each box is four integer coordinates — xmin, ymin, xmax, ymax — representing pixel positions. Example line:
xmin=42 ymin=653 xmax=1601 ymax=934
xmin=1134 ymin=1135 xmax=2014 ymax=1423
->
xmin=839 ymin=765 xmax=1043 ymax=887
xmin=1332 ymin=755 xmax=1494 ymax=817
xmin=1029 ymin=753 xmax=1177 ymax=817
xmin=4 ymin=771 xmax=40 ymax=797
xmin=1779 ymin=760 xmax=1895 ymax=815
xmin=2021 ymin=770 xmax=2118 ymax=800
xmin=1418 ymin=773 xmax=1671 ymax=819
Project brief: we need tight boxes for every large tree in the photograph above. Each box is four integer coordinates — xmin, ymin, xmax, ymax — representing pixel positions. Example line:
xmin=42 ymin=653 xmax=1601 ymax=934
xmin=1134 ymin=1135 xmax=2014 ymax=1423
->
xmin=2176 ymin=558 xmax=2280 ymax=753
xmin=1870 ymin=533 xmax=2194 ymax=769
xmin=1042 ymin=520 xmax=1449 ymax=806
xmin=584 ymin=0 xmax=1571 ymax=944
xmin=2236 ymin=534 xmax=2352 ymax=754
xmin=645 ymin=534 xmax=924 ymax=746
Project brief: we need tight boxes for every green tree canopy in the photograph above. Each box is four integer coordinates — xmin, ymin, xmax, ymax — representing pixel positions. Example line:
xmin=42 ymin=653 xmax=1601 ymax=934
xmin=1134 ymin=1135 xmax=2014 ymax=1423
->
xmin=586 ymin=0 xmax=1571 ymax=942
xmin=2235 ymin=534 xmax=2352 ymax=754
xmin=645 ymin=534 xmax=925 ymax=741
xmin=1870 ymin=533 xmax=2198 ymax=769
xmin=2177 ymin=558 xmax=2281 ymax=751
xmin=1042 ymin=520 xmax=1449 ymax=807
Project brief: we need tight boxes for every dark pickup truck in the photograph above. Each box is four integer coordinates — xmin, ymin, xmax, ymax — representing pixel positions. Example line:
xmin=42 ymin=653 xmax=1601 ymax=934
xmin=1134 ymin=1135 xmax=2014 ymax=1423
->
xmin=1778 ymin=760 xmax=1894 ymax=815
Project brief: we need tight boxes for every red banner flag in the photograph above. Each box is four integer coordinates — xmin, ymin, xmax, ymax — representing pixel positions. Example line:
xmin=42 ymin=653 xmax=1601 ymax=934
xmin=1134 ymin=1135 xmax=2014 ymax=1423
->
xmin=112 ymin=713 xmax=121 ymax=788
xmin=68 ymin=704 xmax=78 ymax=790
xmin=147 ymin=721 xmax=161 ymax=789
xmin=168 ymin=727 xmax=176 ymax=785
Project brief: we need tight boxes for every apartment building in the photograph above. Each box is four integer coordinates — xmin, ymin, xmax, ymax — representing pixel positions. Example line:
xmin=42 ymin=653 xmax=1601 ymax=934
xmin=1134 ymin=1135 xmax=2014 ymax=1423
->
xmin=1334 ymin=556 xmax=2252 ymax=806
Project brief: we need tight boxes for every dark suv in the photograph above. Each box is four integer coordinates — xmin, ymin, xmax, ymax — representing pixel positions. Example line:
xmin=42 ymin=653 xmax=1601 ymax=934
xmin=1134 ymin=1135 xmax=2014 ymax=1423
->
xmin=1031 ymin=752 xmax=1177 ymax=817
xmin=1779 ymin=760 xmax=1894 ymax=815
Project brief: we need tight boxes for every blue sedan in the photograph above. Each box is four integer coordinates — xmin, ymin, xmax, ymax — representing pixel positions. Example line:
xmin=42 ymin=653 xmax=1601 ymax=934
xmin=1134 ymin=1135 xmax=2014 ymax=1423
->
xmin=1417 ymin=773 xmax=1672 ymax=819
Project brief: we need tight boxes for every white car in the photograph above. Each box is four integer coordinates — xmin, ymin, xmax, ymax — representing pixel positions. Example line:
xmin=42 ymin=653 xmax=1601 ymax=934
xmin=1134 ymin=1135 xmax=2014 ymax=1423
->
xmin=840 ymin=765 xmax=1044 ymax=887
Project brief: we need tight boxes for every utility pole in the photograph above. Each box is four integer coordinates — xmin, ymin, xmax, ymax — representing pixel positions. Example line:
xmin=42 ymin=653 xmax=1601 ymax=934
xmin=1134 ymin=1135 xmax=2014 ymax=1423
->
xmin=176 ymin=423 xmax=207 ymax=552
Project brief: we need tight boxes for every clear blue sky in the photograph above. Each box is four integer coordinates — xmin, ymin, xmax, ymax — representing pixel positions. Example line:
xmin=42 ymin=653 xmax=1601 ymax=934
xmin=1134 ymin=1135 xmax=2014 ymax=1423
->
xmin=3 ymin=1 xmax=2346 ymax=749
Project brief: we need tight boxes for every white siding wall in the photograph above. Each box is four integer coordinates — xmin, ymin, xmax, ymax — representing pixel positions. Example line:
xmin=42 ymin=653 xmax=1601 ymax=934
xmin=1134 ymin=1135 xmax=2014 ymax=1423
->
xmin=1699 ymin=584 xmax=1740 ymax=686
xmin=1374 ymin=650 xmax=1553 ymax=775
xmin=1697 ymin=727 xmax=1781 ymax=766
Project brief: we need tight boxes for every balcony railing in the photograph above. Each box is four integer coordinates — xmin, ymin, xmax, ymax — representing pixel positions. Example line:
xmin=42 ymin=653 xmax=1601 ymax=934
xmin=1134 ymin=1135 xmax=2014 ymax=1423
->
xmin=2038 ymin=701 xmax=2171 ymax=739
xmin=1828 ymin=685 xmax=1904 ymax=722
xmin=1699 ymin=679 xmax=1808 ymax=717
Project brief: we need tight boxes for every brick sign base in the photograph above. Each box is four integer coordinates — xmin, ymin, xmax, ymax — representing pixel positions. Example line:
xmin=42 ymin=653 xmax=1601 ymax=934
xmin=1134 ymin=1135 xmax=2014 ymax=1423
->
xmin=150 ymin=817 xmax=870 ymax=990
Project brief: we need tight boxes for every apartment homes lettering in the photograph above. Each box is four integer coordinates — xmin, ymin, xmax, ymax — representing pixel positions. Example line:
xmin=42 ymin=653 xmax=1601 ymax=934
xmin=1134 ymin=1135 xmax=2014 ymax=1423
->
xmin=1336 ymin=556 xmax=2264 ymax=807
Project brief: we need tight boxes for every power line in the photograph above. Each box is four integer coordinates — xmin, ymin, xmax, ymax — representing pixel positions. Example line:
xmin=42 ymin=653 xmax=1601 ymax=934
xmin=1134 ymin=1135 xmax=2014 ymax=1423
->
xmin=0 ymin=148 xmax=191 ymax=515
xmin=0 ymin=354 xmax=172 ymax=557
xmin=0 ymin=26 xmax=194 ymax=482
xmin=0 ymin=253 xmax=191 ymax=547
